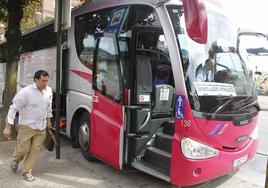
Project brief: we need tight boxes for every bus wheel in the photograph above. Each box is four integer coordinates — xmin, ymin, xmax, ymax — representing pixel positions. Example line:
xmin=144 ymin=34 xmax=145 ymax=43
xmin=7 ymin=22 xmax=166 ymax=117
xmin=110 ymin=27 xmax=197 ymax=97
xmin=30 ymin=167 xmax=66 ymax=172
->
xmin=78 ymin=112 xmax=95 ymax=161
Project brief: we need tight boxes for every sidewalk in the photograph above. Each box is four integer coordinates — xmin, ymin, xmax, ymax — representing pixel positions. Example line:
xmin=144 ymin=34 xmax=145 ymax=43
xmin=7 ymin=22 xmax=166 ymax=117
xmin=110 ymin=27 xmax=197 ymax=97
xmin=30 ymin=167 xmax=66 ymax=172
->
xmin=0 ymin=138 xmax=172 ymax=188
xmin=258 ymin=95 xmax=268 ymax=111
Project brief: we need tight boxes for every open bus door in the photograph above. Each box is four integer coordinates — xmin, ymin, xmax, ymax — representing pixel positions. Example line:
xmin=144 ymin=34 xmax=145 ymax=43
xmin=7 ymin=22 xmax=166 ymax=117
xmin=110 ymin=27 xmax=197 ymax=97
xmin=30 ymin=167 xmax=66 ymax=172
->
xmin=125 ymin=27 xmax=175 ymax=181
xmin=91 ymin=32 xmax=125 ymax=169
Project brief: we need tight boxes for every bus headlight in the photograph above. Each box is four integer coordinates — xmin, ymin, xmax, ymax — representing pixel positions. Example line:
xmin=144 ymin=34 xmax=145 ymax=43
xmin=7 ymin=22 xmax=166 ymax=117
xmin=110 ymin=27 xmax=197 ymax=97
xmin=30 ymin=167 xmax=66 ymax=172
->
xmin=250 ymin=126 xmax=259 ymax=140
xmin=181 ymin=137 xmax=219 ymax=159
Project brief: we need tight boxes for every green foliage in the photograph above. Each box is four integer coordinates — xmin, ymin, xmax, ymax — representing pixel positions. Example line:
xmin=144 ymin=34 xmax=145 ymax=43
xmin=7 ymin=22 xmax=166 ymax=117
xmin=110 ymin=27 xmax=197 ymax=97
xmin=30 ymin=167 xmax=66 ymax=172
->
xmin=21 ymin=1 xmax=42 ymax=31
xmin=0 ymin=0 xmax=41 ymax=32
xmin=80 ymin=0 xmax=91 ymax=3
xmin=0 ymin=0 xmax=8 ymax=23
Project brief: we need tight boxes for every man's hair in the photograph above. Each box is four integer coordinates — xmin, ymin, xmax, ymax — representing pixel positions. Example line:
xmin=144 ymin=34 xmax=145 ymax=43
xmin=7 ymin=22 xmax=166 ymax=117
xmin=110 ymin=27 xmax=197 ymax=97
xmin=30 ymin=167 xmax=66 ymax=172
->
xmin=34 ymin=70 xmax=49 ymax=81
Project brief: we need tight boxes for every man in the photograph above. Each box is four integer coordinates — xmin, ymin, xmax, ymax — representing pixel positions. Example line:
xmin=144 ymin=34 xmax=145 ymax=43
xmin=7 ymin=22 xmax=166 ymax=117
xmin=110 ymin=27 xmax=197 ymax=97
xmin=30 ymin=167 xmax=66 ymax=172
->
xmin=3 ymin=70 xmax=53 ymax=182
xmin=196 ymin=56 xmax=215 ymax=82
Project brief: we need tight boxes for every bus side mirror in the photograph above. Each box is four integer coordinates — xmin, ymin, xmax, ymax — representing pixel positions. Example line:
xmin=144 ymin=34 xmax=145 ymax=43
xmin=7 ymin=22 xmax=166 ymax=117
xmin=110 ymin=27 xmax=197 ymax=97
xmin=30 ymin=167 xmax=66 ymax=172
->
xmin=182 ymin=0 xmax=208 ymax=44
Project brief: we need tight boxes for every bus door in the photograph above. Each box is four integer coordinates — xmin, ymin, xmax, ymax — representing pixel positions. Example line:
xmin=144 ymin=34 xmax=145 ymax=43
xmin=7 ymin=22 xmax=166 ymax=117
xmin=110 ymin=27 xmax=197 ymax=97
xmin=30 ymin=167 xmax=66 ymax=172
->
xmin=126 ymin=27 xmax=175 ymax=180
xmin=91 ymin=33 xmax=125 ymax=169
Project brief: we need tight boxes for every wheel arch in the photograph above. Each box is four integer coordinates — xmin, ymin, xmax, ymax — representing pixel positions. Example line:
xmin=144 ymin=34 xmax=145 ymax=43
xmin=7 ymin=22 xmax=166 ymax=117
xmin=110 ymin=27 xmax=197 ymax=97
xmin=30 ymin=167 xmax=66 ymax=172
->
xmin=70 ymin=106 xmax=91 ymax=140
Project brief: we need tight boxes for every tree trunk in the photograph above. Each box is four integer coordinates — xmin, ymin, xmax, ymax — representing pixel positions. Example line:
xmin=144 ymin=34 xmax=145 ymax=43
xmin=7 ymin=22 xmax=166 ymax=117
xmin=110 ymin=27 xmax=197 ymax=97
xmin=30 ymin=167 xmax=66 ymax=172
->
xmin=0 ymin=0 xmax=23 ymax=141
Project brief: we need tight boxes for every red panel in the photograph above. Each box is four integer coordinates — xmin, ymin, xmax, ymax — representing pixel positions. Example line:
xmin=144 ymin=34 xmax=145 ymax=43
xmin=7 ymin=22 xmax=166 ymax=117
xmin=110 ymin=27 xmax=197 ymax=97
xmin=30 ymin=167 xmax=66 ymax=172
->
xmin=195 ymin=116 xmax=258 ymax=149
xmin=170 ymin=133 xmax=259 ymax=186
xmin=170 ymin=95 xmax=259 ymax=186
xmin=91 ymin=91 xmax=123 ymax=169
xmin=70 ymin=69 xmax=92 ymax=83
xmin=182 ymin=0 xmax=208 ymax=44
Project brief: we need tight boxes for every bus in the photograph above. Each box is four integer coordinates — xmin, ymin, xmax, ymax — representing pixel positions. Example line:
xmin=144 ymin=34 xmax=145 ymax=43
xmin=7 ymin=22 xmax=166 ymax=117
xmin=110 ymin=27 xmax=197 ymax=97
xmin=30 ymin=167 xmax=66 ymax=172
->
xmin=0 ymin=0 xmax=260 ymax=186
xmin=238 ymin=29 xmax=268 ymax=95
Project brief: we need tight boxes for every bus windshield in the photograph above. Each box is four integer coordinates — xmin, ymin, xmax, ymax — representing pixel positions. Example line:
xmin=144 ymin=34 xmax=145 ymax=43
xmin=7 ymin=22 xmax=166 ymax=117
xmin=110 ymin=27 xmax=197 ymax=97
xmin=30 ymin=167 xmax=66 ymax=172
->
xmin=167 ymin=5 xmax=258 ymax=114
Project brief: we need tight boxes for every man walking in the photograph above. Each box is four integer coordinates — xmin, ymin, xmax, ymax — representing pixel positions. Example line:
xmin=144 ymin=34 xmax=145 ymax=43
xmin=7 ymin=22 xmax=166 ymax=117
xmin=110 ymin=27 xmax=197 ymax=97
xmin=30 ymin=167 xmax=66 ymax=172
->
xmin=3 ymin=70 xmax=53 ymax=182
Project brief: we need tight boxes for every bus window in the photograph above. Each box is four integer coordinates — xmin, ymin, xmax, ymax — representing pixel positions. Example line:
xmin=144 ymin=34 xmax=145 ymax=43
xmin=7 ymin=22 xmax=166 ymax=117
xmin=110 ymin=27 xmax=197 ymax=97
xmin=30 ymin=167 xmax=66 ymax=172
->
xmin=21 ymin=31 xmax=39 ymax=53
xmin=79 ymin=35 xmax=95 ymax=69
xmin=75 ymin=8 xmax=113 ymax=70
xmin=130 ymin=5 xmax=161 ymax=27
xmin=95 ymin=36 xmax=121 ymax=103
xmin=36 ymin=24 xmax=56 ymax=51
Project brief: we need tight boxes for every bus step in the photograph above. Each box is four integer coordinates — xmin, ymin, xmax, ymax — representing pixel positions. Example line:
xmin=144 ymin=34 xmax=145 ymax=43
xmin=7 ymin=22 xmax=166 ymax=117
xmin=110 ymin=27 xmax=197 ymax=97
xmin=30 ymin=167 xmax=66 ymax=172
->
xmin=144 ymin=146 xmax=171 ymax=174
xmin=153 ymin=133 xmax=172 ymax=153
xmin=162 ymin=120 xmax=175 ymax=135
xmin=131 ymin=160 xmax=170 ymax=182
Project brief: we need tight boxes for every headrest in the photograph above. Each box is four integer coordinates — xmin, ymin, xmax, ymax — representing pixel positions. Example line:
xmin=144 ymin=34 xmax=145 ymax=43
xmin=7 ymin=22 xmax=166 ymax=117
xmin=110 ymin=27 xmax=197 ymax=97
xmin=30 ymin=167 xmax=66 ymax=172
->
xmin=155 ymin=66 xmax=170 ymax=79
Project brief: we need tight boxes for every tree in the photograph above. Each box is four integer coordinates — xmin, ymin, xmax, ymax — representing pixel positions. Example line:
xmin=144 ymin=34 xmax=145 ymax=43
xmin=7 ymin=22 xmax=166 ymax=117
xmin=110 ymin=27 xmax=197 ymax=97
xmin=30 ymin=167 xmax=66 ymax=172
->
xmin=80 ymin=0 xmax=91 ymax=3
xmin=0 ymin=0 xmax=41 ymax=141
xmin=21 ymin=1 xmax=42 ymax=31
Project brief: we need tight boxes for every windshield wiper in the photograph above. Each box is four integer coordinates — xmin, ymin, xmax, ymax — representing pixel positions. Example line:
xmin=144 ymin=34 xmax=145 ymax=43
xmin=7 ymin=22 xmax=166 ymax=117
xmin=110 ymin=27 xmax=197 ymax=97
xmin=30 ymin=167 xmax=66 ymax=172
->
xmin=208 ymin=97 xmax=233 ymax=119
xmin=236 ymin=99 xmax=260 ymax=111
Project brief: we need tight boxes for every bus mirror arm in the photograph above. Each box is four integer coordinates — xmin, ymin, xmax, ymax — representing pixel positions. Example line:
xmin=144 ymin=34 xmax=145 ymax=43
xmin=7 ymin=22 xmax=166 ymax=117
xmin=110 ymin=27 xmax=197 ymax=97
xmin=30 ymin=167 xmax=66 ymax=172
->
xmin=127 ymin=133 xmax=137 ymax=138
xmin=125 ymin=105 xmax=142 ymax=110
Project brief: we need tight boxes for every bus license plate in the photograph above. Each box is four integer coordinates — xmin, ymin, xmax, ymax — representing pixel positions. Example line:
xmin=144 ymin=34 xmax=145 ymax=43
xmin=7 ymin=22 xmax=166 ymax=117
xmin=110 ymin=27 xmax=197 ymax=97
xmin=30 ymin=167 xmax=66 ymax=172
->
xmin=233 ymin=154 xmax=248 ymax=168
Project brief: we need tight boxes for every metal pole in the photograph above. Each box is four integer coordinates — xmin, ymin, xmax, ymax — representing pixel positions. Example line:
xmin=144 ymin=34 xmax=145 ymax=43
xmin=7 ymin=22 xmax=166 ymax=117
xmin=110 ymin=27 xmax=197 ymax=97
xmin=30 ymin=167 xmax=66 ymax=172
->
xmin=55 ymin=0 xmax=63 ymax=159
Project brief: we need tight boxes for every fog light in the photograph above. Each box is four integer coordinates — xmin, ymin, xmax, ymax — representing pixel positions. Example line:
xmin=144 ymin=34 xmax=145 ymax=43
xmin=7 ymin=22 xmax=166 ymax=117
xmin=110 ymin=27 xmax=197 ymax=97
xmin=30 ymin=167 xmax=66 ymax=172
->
xmin=193 ymin=168 xmax=202 ymax=177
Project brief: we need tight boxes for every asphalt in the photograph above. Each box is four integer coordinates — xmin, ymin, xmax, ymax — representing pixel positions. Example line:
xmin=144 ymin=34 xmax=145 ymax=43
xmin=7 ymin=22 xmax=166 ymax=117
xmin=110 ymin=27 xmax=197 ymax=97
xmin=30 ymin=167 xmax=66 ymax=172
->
xmin=0 ymin=138 xmax=267 ymax=188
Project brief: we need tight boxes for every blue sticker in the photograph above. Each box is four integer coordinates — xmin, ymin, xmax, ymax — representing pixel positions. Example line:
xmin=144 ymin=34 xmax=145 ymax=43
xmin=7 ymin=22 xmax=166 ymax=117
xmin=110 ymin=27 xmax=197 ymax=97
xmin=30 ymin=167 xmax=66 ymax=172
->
xmin=106 ymin=6 xmax=129 ymax=35
xmin=176 ymin=95 xmax=185 ymax=120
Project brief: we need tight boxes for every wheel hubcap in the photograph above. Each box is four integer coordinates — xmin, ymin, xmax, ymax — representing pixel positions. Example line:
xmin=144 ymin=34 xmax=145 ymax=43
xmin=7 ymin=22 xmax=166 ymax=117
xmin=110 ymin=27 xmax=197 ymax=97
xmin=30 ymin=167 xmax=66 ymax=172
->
xmin=78 ymin=122 xmax=89 ymax=151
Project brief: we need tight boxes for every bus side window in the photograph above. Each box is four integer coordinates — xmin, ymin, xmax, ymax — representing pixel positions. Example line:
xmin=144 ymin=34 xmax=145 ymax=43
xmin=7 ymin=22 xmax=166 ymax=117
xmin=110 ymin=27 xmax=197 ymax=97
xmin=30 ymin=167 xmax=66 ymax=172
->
xmin=94 ymin=36 xmax=122 ymax=103
xmin=75 ymin=8 xmax=112 ymax=70
xmin=79 ymin=35 xmax=95 ymax=69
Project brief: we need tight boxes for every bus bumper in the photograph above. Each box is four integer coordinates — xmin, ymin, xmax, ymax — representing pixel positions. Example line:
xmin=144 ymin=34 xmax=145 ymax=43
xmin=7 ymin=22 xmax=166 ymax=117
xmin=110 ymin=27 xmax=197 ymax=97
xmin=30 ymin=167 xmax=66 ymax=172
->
xmin=170 ymin=134 xmax=259 ymax=187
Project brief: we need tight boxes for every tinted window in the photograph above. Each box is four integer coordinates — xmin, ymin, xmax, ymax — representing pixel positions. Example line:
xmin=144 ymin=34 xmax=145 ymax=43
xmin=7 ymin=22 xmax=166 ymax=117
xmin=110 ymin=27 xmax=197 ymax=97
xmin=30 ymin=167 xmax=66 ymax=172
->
xmin=21 ymin=23 xmax=56 ymax=53
xmin=128 ymin=5 xmax=161 ymax=27
xmin=21 ymin=31 xmax=39 ymax=53
xmin=95 ymin=36 xmax=121 ymax=102
xmin=75 ymin=8 xmax=113 ymax=69
xmin=36 ymin=24 xmax=57 ymax=51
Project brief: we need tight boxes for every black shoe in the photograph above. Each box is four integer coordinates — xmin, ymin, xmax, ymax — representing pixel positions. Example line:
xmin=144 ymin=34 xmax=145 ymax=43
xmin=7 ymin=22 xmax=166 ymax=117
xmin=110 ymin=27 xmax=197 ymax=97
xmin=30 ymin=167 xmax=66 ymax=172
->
xmin=10 ymin=161 xmax=18 ymax=173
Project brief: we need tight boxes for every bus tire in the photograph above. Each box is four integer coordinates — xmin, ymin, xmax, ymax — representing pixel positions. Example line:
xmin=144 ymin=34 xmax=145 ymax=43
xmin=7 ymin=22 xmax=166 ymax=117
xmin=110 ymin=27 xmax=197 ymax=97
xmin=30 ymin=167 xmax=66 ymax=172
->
xmin=78 ymin=112 xmax=95 ymax=161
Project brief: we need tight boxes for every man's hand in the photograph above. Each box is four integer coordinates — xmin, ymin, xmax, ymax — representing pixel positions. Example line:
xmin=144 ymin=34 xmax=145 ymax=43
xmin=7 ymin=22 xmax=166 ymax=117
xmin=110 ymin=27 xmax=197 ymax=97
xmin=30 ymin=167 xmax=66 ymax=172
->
xmin=47 ymin=118 xmax=51 ymax=129
xmin=3 ymin=122 xmax=11 ymax=140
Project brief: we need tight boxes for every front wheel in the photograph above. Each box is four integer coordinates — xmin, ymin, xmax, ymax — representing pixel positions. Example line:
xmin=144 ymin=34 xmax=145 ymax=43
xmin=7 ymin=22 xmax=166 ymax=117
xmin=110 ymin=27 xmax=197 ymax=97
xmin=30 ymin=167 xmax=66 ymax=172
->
xmin=78 ymin=112 xmax=95 ymax=161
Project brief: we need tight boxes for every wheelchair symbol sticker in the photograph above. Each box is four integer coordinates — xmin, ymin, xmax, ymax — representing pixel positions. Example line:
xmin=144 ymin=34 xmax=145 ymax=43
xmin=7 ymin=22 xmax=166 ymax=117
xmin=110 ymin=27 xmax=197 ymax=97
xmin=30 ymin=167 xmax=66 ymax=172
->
xmin=176 ymin=95 xmax=185 ymax=120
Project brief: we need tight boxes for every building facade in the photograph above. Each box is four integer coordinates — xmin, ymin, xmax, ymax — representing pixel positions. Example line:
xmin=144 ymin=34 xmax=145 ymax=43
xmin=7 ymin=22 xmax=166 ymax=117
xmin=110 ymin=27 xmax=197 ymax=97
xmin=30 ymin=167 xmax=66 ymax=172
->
xmin=0 ymin=23 xmax=5 ymax=42
xmin=42 ymin=0 xmax=82 ymax=19
xmin=0 ymin=0 xmax=83 ymax=42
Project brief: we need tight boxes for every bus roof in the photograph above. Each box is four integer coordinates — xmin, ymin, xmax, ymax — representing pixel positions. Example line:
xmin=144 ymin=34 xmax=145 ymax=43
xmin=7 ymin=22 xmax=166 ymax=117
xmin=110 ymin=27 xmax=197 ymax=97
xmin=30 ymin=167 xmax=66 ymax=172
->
xmin=23 ymin=0 xmax=170 ymax=36
xmin=5 ymin=0 xmax=183 ymax=41
xmin=72 ymin=0 xmax=176 ymax=16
